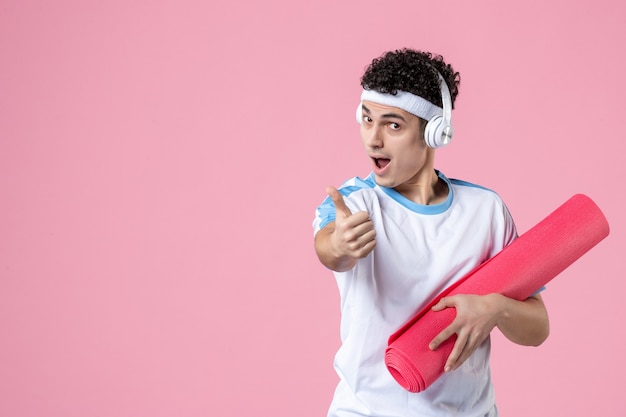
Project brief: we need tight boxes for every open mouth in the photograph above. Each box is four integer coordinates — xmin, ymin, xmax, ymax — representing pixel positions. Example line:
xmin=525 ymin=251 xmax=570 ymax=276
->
xmin=374 ymin=157 xmax=391 ymax=169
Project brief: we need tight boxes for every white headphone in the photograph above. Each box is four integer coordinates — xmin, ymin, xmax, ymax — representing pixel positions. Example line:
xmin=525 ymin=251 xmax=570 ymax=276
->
xmin=424 ymin=73 xmax=454 ymax=148
xmin=356 ymin=72 xmax=454 ymax=149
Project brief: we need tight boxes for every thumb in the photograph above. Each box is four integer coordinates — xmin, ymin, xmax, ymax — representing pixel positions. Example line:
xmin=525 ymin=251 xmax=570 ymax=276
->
xmin=326 ymin=186 xmax=352 ymax=218
xmin=431 ymin=297 xmax=451 ymax=312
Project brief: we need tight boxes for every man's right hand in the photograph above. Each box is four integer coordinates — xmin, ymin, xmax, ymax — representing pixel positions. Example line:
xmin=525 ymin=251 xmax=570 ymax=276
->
xmin=315 ymin=187 xmax=376 ymax=271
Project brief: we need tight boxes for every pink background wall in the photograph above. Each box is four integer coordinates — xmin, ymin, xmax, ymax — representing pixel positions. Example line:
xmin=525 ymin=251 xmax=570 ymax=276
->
xmin=1 ymin=0 xmax=624 ymax=415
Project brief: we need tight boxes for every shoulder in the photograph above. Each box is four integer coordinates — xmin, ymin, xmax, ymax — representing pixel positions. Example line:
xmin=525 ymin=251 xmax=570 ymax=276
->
xmin=449 ymin=177 xmax=507 ymax=207
xmin=447 ymin=176 xmax=517 ymax=247
xmin=336 ymin=174 xmax=378 ymax=198
xmin=449 ymin=177 xmax=498 ymax=195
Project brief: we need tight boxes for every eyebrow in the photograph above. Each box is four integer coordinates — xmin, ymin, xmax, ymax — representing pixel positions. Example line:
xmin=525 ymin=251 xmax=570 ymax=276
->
xmin=361 ymin=103 xmax=408 ymax=122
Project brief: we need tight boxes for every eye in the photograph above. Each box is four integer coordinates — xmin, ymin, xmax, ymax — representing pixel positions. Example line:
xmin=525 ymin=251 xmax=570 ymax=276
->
xmin=389 ymin=122 xmax=401 ymax=130
xmin=363 ymin=115 xmax=373 ymax=123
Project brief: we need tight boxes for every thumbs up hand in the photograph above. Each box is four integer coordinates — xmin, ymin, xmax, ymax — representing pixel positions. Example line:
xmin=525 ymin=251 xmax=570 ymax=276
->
xmin=325 ymin=186 xmax=377 ymax=262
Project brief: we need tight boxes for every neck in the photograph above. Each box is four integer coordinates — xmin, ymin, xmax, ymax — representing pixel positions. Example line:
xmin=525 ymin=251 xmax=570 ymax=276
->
xmin=394 ymin=168 xmax=448 ymax=206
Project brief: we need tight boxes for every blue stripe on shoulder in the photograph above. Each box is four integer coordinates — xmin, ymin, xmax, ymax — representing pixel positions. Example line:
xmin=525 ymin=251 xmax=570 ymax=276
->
xmin=340 ymin=174 xmax=377 ymax=197
xmin=448 ymin=178 xmax=494 ymax=192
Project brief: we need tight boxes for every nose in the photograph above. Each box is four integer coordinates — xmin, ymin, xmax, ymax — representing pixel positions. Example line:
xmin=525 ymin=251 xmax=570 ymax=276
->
xmin=362 ymin=125 xmax=383 ymax=149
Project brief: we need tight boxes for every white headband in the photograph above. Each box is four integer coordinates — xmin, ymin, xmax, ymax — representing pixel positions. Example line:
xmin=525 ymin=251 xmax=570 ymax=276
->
xmin=360 ymin=89 xmax=442 ymax=121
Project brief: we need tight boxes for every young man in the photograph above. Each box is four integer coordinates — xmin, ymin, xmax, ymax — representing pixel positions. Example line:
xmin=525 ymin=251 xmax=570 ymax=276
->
xmin=312 ymin=49 xmax=549 ymax=417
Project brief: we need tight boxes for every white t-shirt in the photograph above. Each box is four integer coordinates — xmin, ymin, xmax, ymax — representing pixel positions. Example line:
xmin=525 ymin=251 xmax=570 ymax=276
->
xmin=313 ymin=170 xmax=517 ymax=417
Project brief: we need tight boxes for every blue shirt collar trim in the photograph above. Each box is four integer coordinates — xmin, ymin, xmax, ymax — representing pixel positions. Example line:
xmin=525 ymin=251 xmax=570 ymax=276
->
xmin=377 ymin=170 xmax=453 ymax=215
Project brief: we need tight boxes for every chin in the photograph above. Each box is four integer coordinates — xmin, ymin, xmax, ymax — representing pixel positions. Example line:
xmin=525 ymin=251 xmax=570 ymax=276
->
xmin=373 ymin=175 xmax=397 ymax=189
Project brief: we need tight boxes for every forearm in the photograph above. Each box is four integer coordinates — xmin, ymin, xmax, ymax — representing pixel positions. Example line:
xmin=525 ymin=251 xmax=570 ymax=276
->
xmin=314 ymin=223 xmax=358 ymax=272
xmin=493 ymin=293 xmax=550 ymax=346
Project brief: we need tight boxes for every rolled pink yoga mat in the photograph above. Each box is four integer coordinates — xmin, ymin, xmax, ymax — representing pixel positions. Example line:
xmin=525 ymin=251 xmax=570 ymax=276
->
xmin=385 ymin=194 xmax=610 ymax=393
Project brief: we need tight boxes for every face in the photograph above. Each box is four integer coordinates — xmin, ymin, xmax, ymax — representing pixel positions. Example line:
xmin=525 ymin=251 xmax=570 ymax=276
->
xmin=360 ymin=101 xmax=434 ymax=192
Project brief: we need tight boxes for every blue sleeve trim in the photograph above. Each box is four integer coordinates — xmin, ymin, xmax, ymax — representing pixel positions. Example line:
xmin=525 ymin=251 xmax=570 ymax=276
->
xmin=529 ymin=286 xmax=546 ymax=297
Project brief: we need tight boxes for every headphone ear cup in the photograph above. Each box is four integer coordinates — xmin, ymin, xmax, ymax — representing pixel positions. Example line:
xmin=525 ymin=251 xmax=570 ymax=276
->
xmin=424 ymin=116 xmax=443 ymax=148
xmin=424 ymin=115 xmax=453 ymax=149
xmin=356 ymin=103 xmax=362 ymax=124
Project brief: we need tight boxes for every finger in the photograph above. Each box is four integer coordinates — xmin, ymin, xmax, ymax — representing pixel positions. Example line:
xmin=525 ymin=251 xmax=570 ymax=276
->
xmin=429 ymin=324 xmax=457 ymax=351
xmin=444 ymin=333 xmax=468 ymax=372
xmin=431 ymin=299 xmax=446 ymax=312
xmin=346 ymin=214 xmax=375 ymax=235
xmin=346 ymin=232 xmax=377 ymax=258
xmin=333 ymin=212 xmax=373 ymax=245
xmin=432 ymin=295 xmax=460 ymax=311
xmin=359 ymin=238 xmax=376 ymax=256
xmin=454 ymin=346 xmax=474 ymax=371
xmin=343 ymin=226 xmax=376 ymax=248
xmin=343 ymin=211 xmax=371 ymax=226
xmin=449 ymin=332 xmax=483 ymax=372
xmin=326 ymin=186 xmax=352 ymax=218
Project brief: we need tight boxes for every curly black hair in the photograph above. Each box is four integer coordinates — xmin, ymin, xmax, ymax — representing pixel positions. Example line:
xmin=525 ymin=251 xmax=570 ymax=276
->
xmin=360 ymin=48 xmax=460 ymax=109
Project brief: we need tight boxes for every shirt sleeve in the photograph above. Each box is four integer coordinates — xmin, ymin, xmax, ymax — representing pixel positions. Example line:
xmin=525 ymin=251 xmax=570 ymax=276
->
xmin=312 ymin=194 xmax=336 ymax=236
